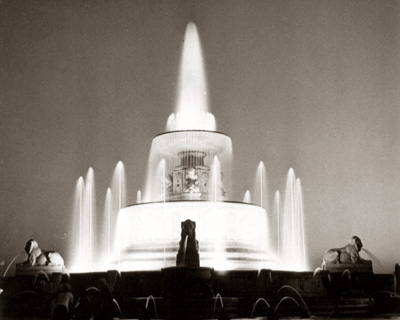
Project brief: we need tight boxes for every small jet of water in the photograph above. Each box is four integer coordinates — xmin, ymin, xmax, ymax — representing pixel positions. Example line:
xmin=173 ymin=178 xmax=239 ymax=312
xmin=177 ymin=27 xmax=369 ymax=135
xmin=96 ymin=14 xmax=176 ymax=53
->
xmin=362 ymin=248 xmax=383 ymax=269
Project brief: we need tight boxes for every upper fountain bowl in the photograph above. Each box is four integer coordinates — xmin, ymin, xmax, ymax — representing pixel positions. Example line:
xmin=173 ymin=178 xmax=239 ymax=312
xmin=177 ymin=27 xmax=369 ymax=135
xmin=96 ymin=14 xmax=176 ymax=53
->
xmin=142 ymin=129 xmax=233 ymax=202
xmin=153 ymin=130 xmax=231 ymax=157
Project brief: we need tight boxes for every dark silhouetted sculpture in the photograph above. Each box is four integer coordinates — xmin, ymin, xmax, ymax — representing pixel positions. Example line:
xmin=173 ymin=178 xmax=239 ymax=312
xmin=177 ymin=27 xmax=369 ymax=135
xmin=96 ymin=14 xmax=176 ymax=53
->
xmin=176 ymin=219 xmax=200 ymax=267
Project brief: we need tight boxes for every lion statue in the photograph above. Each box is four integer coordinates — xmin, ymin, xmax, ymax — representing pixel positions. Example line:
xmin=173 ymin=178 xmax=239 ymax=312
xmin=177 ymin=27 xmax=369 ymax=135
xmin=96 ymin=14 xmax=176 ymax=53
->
xmin=323 ymin=236 xmax=365 ymax=264
xmin=23 ymin=239 xmax=65 ymax=267
xmin=176 ymin=219 xmax=199 ymax=267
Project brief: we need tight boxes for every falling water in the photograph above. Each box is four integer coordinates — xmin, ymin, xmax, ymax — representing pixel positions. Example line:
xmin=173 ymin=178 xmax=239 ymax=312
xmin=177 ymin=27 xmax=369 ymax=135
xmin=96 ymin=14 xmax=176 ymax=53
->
xmin=112 ymin=161 xmax=126 ymax=212
xmin=295 ymin=178 xmax=307 ymax=269
xmin=136 ymin=190 xmax=142 ymax=204
xmin=362 ymin=248 xmax=383 ymax=270
xmin=71 ymin=168 xmax=95 ymax=272
xmin=274 ymin=190 xmax=281 ymax=258
xmin=152 ymin=159 xmax=168 ymax=202
xmin=281 ymin=169 xmax=294 ymax=268
xmin=85 ymin=167 xmax=95 ymax=271
xmin=251 ymin=298 xmax=271 ymax=318
xmin=254 ymin=161 xmax=268 ymax=209
xmin=280 ymin=169 xmax=307 ymax=270
xmin=3 ymin=253 xmax=24 ymax=277
xmin=105 ymin=188 xmax=113 ymax=262
xmin=161 ymin=159 xmax=167 ymax=202
xmin=69 ymin=177 xmax=84 ymax=272
xmin=77 ymin=177 xmax=84 ymax=263
xmin=111 ymin=161 xmax=126 ymax=268
xmin=111 ymin=161 xmax=126 ymax=219
xmin=253 ymin=161 xmax=270 ymax=251
xmin=210 ymin=156 xmax=222 ymax=202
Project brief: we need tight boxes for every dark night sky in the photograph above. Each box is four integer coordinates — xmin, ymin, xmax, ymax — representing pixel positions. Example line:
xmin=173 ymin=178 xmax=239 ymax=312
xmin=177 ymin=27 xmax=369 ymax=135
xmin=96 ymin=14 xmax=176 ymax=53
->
xmin=1 ymin=0 xmax=399 ymax=273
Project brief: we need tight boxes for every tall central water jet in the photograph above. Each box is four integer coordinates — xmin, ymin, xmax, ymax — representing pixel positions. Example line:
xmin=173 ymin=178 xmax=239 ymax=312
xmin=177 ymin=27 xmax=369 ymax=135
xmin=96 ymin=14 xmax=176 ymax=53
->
xmin=176 ymin=22 xmax=209 ymax=125
xmin=167 ymin=22 xmax=215 ymax=132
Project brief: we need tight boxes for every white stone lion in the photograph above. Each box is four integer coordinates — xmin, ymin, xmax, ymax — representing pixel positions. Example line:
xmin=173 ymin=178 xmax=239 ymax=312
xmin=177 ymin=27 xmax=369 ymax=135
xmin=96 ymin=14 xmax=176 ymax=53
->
xmin=24 ymin=239 xmax=64 ymax=266
xmin=323 ymin=236 xmax=364 ymax=264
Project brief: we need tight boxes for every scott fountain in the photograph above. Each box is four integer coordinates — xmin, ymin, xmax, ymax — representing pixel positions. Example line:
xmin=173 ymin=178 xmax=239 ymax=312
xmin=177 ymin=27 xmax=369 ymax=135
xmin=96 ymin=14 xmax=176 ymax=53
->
xmin=2 ymin=22 xmax=400 ymax=320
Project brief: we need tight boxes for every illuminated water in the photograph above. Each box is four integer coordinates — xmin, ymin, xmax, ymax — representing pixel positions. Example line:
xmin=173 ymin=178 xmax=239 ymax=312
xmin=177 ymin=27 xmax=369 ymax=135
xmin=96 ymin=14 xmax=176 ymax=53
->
xmin=70 ymin=169 xmax=95 ymax=271
xmin=166 ymin=22 xmax=215 ymax=132
xmin=110 ymin=161 xmax=126 ymax=269
xmin=76 ymin=176 xmax=84 ymax=264
xmin=253 ymin=161 xmax=268 ymax=209
xmin=280 ymin=169 xmax=307 ymax=270
xmin=273 ymin=190 xmax=281 ymax=258
xmin=243 ymin=190 xmax=251 ymax=203
xmin=116 ymin=201 xmax=273 ymax=270
xmin=112 ymin=161 xmax=126 ymax=212
xmin=209 ymin=156 xmax=223 ymax=202
xmin=69 ymin=22 xmax=307 ymax=272
xmin=85 ymin=168 xmax=95 ymax=269
xmin=105 ymin=188 xmax=112 ymax=262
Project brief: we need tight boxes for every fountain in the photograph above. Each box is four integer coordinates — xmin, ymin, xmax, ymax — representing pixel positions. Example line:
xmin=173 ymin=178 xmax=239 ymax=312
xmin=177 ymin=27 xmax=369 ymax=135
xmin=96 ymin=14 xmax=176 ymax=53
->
xmin=68 ymin=22 xmax=307 ymax=272
xmin=70 ymin=169 xmax=96 ymax=272
xmin=253 ymin=161 xmax=268 ymax=209
xmin=5 ymin=19 xmax=400 ymax=320
xmin=280 ymin=169 xmax=307 ymax=270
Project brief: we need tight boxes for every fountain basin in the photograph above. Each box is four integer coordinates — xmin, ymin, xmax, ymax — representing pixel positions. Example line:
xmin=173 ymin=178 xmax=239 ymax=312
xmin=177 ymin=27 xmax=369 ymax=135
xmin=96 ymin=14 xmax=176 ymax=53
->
xmin=115 ymin=201 xmax=276 ymax=271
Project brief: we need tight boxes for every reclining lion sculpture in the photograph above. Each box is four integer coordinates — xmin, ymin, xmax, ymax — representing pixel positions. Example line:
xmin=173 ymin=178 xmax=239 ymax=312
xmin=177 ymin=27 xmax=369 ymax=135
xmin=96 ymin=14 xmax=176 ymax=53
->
xmin=323 ymin=235 xmax=364 ymax=264
xmin=23 ymin=239 xmax=65 ymax=267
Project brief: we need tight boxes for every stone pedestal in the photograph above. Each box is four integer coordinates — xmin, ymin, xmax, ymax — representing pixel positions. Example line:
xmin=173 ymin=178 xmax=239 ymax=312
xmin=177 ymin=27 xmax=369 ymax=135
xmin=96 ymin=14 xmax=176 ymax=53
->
xmin=322 ymin=260 xmax=373 ymax=273
xmin=162 ymin=266 xmax=214 ymax=299
xmin=162 ymin=266 xmax=214 ymax=320
xmin=15 ymin=264 xmax=64 ymax=276
xmin=176 ymin=251 xmax=200 ymax=268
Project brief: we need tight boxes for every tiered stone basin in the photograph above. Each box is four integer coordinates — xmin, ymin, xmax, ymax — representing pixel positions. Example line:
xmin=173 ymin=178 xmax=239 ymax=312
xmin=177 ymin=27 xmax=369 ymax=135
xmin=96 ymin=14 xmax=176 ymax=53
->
xmin=115 ymin=200 xmax=276 ymax=271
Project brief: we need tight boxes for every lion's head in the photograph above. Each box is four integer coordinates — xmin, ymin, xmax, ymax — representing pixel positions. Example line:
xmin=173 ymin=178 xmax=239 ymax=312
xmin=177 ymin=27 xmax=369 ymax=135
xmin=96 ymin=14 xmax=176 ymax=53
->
xmin=350 ymin=236 xmax=363 ymax=251
xmin=24 ymin=239 xmax=39 ymax=255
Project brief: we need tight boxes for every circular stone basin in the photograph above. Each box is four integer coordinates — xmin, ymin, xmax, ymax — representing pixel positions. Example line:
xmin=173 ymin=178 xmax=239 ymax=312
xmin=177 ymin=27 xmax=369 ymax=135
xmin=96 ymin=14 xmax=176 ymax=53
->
xmin=116 ymin=200 xmax=275 ymax=271
xmin=162 ymin=266 xmax=214 ymax=298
